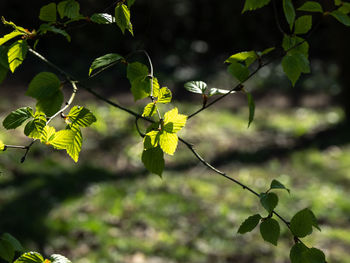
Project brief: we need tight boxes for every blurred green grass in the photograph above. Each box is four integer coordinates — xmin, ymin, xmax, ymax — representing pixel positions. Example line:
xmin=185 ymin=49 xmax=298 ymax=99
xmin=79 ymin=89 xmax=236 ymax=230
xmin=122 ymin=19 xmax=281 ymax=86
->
xmin=1 ymin=96 xmax=350 ymax=263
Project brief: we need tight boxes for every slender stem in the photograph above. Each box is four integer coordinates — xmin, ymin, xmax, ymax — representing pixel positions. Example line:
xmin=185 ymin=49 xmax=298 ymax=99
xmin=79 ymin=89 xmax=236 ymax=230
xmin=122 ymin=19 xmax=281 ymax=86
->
xmin=3 ymin=145 xmax=27 ymax=150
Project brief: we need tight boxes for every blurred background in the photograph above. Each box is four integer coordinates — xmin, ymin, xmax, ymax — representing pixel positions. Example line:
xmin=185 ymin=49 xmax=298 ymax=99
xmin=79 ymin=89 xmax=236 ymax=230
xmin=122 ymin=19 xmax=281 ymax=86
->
xmin=1 ymin=0 xmax=350 ymax=262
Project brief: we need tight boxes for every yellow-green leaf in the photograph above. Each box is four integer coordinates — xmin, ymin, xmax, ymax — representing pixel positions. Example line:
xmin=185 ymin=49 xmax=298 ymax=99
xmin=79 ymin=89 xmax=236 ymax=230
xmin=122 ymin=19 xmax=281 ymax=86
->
xmin=159 ymin=132 xmax=178 ymax=155
xmin=65 ymin=125 xmax=82 ymax=162
xmin=115 ymin=3 xmax=133 ymax=35
xmin=157 ymin=87 xmax=172 ymax=103
xmin=40 ymin=126 xmax=56 ymax=144
xmin=163 ymin=108 xmax=187 ymax=133
xmin=0 ymin=31 xmax=24 ymax=46
xmin=13 ymin=251 xmax=44 ymax=263
xmin=144 ymin=130 xmax=160 ymax=149
xmin=26 ymin=72 xmax=61 ymax=100
xmin=0 ymin=140 xmax=5 ymax=151
xmin=67 ymin=106 xmax=97 ymax=127
xmin=142 ymin=102 xmax=157 ymax=117
xmin=8 ymin=40 xmax=28 ymax=73
xmin=24 ymin=112 xmax=46 ymax=139
xmin=50 ymin=129 xmax=75 ymax=150
xmin=225 ymin=51 xmax=257 ymax=67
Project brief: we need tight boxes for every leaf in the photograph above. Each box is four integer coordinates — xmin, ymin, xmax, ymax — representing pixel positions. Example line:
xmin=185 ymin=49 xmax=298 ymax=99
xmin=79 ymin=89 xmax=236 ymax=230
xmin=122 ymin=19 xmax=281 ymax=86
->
xmin=88 ymin=53 xmax=123 ymax=76
xmin=14 ymin=252 xmax=44 ymax=263
xmin=127 ymin=62 xmax=148 ymax=81
xmin=209 ymin=88 xmax=235 ymax=96
xmin=127 ymin=62 xmax=151 ymax=101
xmin=50 ymin=254 xmax=72 ymax=263
xmin=242 ymin=0 xmax=271 ymax=13
xmin=225 ymin=51 xmax=257 ymax=67
xmin=50 ymin=129 xmax=75 ymax=150
xmin=127 ymin=0 xmax=136 ymax=8
xmin=40 ymin=126 xmax=57 ymax=145
xmin=290 ymin=243 xmax=309 ymax=263
xmin=338 ymin=4 xmax=350 ymax=15
xmin=39 ymin=3 xmax=57 ymax=22
xmin=330 ymin=10 xmax=350 ymax=26
xmin=115 ymin=3 xmax=133 ymax=35
xmin=259 ymin=47 xmax=275 ymax=56
xmin=227 ymin=61 xmax=250 ymax=82
xmin=260 ymin=192 xmax=278 ymax=214
xmin=282 ymin=54 xmax=303 ymax=86
xmin=157 ymin=87 xmax=172 ymax=103
xmin=294 ymin=15 xmax=312 ymax=35
xmin=24 ymin=113 xmax=46 ymax=139
xmin=36 ymin=90 xmax=64 ymax=117
xmin=246 ymin=92 xmax=255 ymax=127
xmin=142 ymin=145 xmax=164 ymax=177
xmin=290 ymin=208 xmax=315 ymax=238
xmin=67 ymin=106 xmax=97 ymax=127
xmin=65 ymin=125 xmax=82 ymax=162
xmin=0 ymin=31 xmax=24 ymax=46
xmin=334 ymin=0 xmax=342 ymax=6
xmin=1 ymin=17 xmax=28 ymax=34
xmin=270 ymin=179 xmax=290 ymax=193
xmin=144 ymin=130 xmax=160 ymax=149
xmin=142 ymin=102 xmax=157 ymax=117
xmin=0 ymin=140 xmax=4 ymax=151
xmin=90 ymin=13 xmax=114 ymax=24
xmin=260 ymin=218 xmax=280 ymax=246
xmin=57 ymin=0 xmax=80 ymax=19
xmin=283 ymin=0 xmax=296 ymax=31
xmin=3 ymin=107 xmax=33 ymax=129
xmin=0 ymin=239 xmax=15 ymax=262
xmin=184 ymin=81 xmax=208 ymax=94
xmin=282 ymin=35 xmax=309 ymax=56
xmin=306 ymin=248 xmax=326 ymax=263
xmin=163 ymin=107 xmax=187 ymax=133
xmin=237 ymin=214 xmax=261 ymax=234
xmin=1 ymin=233 xmax=24 ymax=252
xmin=8 ymin=40 xmax=28 ymax=73
xmin=26 ymin=72 xmax=61 ymax=100
xmin=38 ymin=24 xmax=71 ymax=42
xmin=297 ymin=1 xmax=323 ymax=13
xmin=159 ymin=131 xmax=178 ymax=155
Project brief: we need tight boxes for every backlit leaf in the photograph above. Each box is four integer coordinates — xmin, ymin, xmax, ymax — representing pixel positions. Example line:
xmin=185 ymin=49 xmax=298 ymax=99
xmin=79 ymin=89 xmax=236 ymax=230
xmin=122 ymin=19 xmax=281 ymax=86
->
xmin=184 ymin=81 xmax=207 ymax=94
xmin=24 ymin=112 xmax=46 ymax=139
xmin=50 ymin=129 xmax=75 ymax=150
xmin=0 ymin=140 xmax=4 ymax=151
xmin=297 ymin=1 xmax=323 ymax=13
xmin=294 ymin=15 xmax=312 ymax=35
xmin=8 ymin=40 xmax=28 ymax=73
xmin=242 ymin=0 xmax=271 ymax=13
xmin=260 ymin=218 xmax=280 ymax=246
xmin=142 ymin=102 xmax=157 ymax=117
xmin=157 ymin=87 xmax=172 ymax=103
xmin=89 ymin=53 xmax=123 ymax=76
xmin=67 ymin=106 xmax=97 ymax=127
xmin=237 ymin=214 xmax=261 ymax=234
xmin=14 ymin=252 xmax=44 ymax=263
xmin=65 ymin=125 xmax=82 ymax=162
xmin=159 ymin=131 xmax=178 ymax=155
xmin=36 ymin=90 xmax=64 ymax=117
xmin=142 ymin=145 xmax=164 ymax=177
xmin=90 ymin=13 xmax=114 ymax=24
xmin=26 ymin=72 xmax=61 ymax=100
xmin=0 ymin=31 xmax=24 ymax=46
xmin=282 ymin=35 xmax=309 ymax=56
xmin=163 ymin=107 xmax=187 ymax=133
xmin=3 ymin=107 xmax=33 ymax=129
xmin=227 ymin=61 xmax=250 ymax=82
xmin=39 ymin=3 xmax=57 ymax=22
xmin=225 ymin=51 xmax=257 ymax=67
xmin=115 ymin=3 xmax=133 ymax=35
xmin=283 ymin=0 xmax=296 ymax=31
xmin=50 ymin=254 xmax=72 ymax=263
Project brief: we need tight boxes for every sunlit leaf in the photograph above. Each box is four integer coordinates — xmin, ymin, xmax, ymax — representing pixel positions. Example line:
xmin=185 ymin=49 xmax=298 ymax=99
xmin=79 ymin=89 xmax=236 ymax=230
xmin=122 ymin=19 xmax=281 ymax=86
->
xmin=184 ymin=81 xmax=207 ymax=94
xmin=209 ymin=88 xmax=235 ymax=96
xmin=157 ymin=87 xmax=172 ymax=103
xmin=90 ymin=13 xmax=114 ymax=24
xmin=50 ymin=254 xmax=72 ymax=263
xmin=67 ymin=106 xmax=97 ymax=127
xmin=8 ymin=40 xmax=28 ymax=73
xmin=88 ymin=53 xmax=123 ymax=76
xmin=14 ymin=252 xmax=44 ymax=263
xmin=163 ymin=107 xmax=187 ymax=133
xmin=297 ymin=1 xmax=323 ymax=13
xmin=142 ymin=145 xmax=164 ymax=177
xmin=225 ymin=51 xmax=257 ymax=67
xmin=159 ymin=131 xmax=178 ymax=155
xmin=142 ymin=102 xmax=157 ymax=117
xmin=39 ymin=3 xmax=57 ymax=22
xmin=24 ymin=112 xmax=46 ymax=139
xmin=227 ymin=61 xmax=250 ymax=82
xmin=0 ymin=31 xmax=24 ymax=46
xmin=242 ymin=0 xmax=271 ymax=13
xmin=3 ymin=107 xmax=33 ymax=129
xmin=115 ymin=3 xmax=133 ymax=35
xmin=1 ymin=17 xmax=28 ymax=34
xmin=260 ymin=218 xmax=280 ymax=246
xmin=0 ymin=140 xmax=5 ymax=151
xmin=50 ymin=129 xmax=75 ymax=150
xmin=237 ymin=214 xmax=261 ymax=234
xmin=65 ymin=125 xmax=82 ymax=162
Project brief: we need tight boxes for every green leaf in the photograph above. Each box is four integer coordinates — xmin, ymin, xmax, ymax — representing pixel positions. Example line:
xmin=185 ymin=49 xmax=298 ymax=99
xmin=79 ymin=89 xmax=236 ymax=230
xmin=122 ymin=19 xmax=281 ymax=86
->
xmin=260 ymin=218 xmax=280 ymax=246
xmin=258 ymin=47 xmax=275 ymax=56
xmin=24 ymin=112 xmax=46 ymax=139
xmin=159 ymin=131 xmax=178 ymax=155
xmin=338 ymin=4 xmax=350 ymax=15
xmin=8 ymin=40 xmax=28 ymax=73
xmin=290 ymin=208 xmax=315 ymax=238
xmin=225 ymin=51 xmax=257 ymax=67
xmin=90 ymin=13 xmax=114 ymax=24
xmin=184 ymin=81 xmax=207 ymax=94
xmin=38 ymin=24 xmax=71 ymax=42
xmin=242 ymin=0 xmax=271 ymax=13
xmin=163 ymin=107 xmax=187 ymax=133
xmin=1 ymin=233 xmax=24 ymax=252
xmin=65 ymin=125 xmax=82 ymax=162
xmin=144 ymin=130 xmax=160 ymax=149
xmin=294 ymin=15 xmax=312 ymax=35
xmin=50 ymin=254 xmax=72 ymax=263
xmin=3 ymin=107 xmax=33 ymax=129
xmin=297 ymin=1 xmax=323 ymax=13
xmin=334 ymin=0 xmax=342 ymax=6
xmin=0 ymin=140 xmax=5 ymax=151
xmin=290 ymin=243 xmax=309 ymax=263
xmin=330 ymin=10 xmax=350 ymax=26
xmin=260 ymin=192 xmax=278 ymax=214
xmin=14 ymin=252 xmax=44 ymax=263
xmin=227 ymin=61 xmax=250 ymax=82
xmin=50 ymin=129 xmax=75 ymax=150
xmin=88 ymin=53 xmax=123 ymax=76
xmin=283 ymin=0 xmax=296 ymax=31
xmin=282 ymin=35 xmax=309 ymax=56
xmin=246 ymin=92 xmax=255 ymax=127
xmin=127 ymin=62 xmax=148 ymax=80
xmin=209 ymin=88 xmax=235 ymax=96
xmin=142 ymin=145 xmax=164 ymax=177
xmin=306 ymin=248 xmax=326 ymax=263
xmin=0 ymin=239 xmax=15 ymax=262
xmin=67 ymin=106 xmax=97 ymax=127
xmin=270 ymin=179 xmax=290 ymax=193
xmin=57 ymin=0 xmax=80 ymax=19
xmin=237 ymin=214 xmax=262 ymax=234
xmin=115 ymin=3 xmax=133 ymax=35
xmin=36 ymin=90 xmax=64 ymax=117
xmin=142 ymin=102 xmax=157 ymax=117
xmin=127 ymin=62 xmax=151 ymax=101
xmin=0 ymin=31 xmax=24 ymax=46
xmin=26 ymin=72 xmax=61 ymax=100
xmin=127 ymin=0 xmax=136 ymax=8
xmin=39 ymin=3 xmax=57 ymax=22
xmin=157 ymin=87 xmax=172 ymax=103
xmin=282 ymin=54 xmax=303 ymax=86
